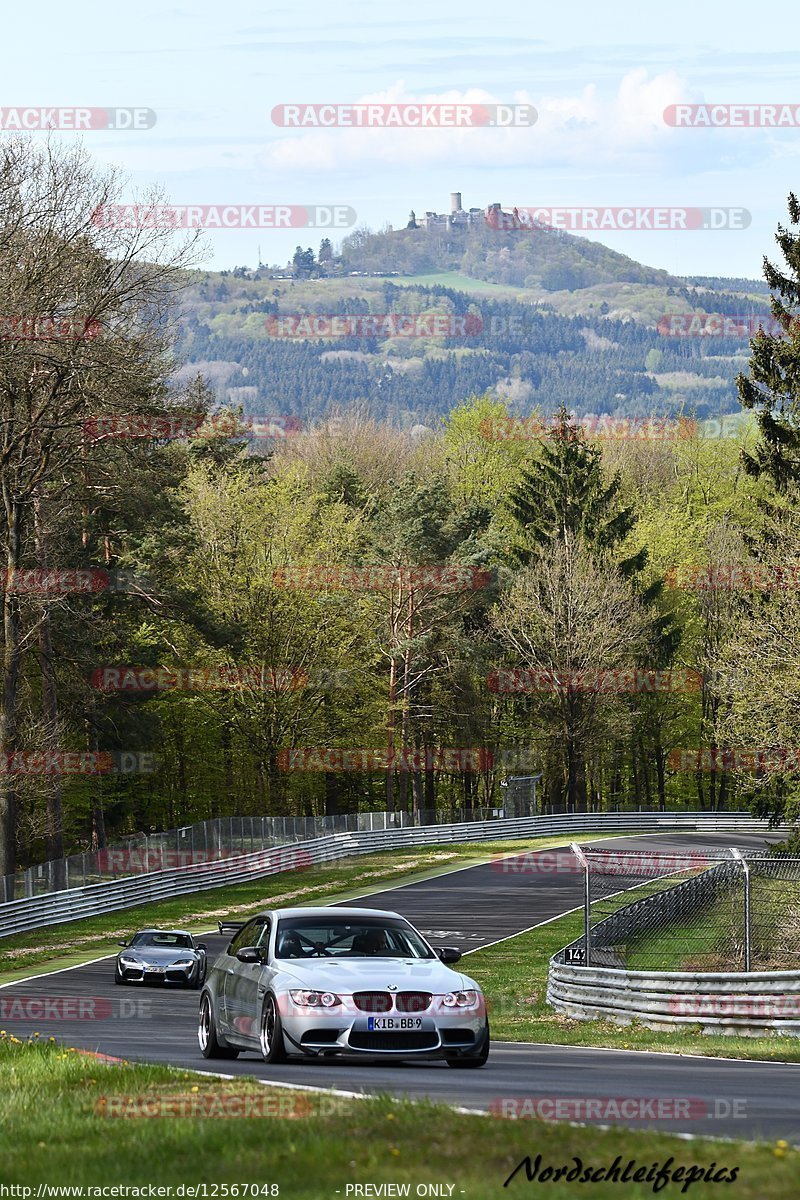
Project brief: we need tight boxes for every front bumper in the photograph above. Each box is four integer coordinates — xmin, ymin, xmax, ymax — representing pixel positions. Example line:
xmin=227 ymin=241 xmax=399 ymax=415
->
xmin=117 ymin=961 xmax=197 ymax=985
xmin=281 ymin=1003 xmax=486 ymax=1058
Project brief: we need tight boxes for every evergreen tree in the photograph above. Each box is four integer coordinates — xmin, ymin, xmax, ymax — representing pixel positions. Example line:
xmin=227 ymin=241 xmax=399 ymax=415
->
xmin=507 ymin=405 xmax=646 ymax=575
xmin=737 ymin=193 xmax=800 ymax=492
xmin=501 ymin=407 xmax=678 ymax=812
xmin=292 ymin=246 xmax=316 ymax=279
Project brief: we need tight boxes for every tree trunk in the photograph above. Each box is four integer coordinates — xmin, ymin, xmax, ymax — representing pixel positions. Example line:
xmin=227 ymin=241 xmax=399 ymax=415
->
xmin=641 ymin=740 xmax=653 ymax=810
xmin=80 ymin=708 xmax=106 ymax=851
xmin=424 ymin=751 xmax=435 ymax=817
xmin=386 ymin=656 xmax=397 ymax=813
xmin=219 ymin=725 xmax=234 ymax=820
xmin=173 ymin=717 xmax=187 ymax=827
xmin=631 ymin=745 xmax=641 ymax=810
xmin=411 ymin=734 xmax=424 ymax=822
xmin=33 ymin=492 xmax=65 ymax=871
xmin=324 ymin=770 xmax=340 ymax=817
xmin=0 ymin=494 xmax=22 ymax=880
xmin=655 ymin=746 xmax=666 ymax=812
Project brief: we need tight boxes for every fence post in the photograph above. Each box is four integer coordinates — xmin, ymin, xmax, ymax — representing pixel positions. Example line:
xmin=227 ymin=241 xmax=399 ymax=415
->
xmin=731 ymin=848 xmax=751 ymax=971
xmin=571 ymin=842 xmax=591 ymax=967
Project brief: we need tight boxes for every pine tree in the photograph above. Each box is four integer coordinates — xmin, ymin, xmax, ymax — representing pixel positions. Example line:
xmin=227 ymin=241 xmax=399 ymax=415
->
xmin=502 ymin=407 xmax=678 ymax=813
xmin=507 ymin=405 xmax=646 ymax=575
xmin=737 ymin=193 xmax=800 ymax=492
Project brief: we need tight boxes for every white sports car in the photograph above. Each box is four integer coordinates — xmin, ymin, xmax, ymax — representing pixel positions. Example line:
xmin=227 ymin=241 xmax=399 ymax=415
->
xmin=198 ymin=906 xmax=489 ymax=1067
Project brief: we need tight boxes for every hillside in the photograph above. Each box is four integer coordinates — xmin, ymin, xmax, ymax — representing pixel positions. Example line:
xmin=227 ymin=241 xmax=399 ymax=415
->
xmin=337 ymin=221 xmax=674 ymax=291
xmin=172 ymin=222 xmax=774 ymax=429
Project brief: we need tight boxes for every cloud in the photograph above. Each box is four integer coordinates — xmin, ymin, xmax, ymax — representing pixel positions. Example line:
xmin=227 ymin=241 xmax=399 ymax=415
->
xmin=258 ymin=72 xmax=697 ymax=175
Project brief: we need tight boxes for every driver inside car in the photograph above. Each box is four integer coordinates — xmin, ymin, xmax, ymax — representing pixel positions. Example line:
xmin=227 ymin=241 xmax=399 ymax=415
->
xmin=351 ymin=928 xmax=390 ymax=955
xmin=277 ymin=930 xmax=306 ymax=958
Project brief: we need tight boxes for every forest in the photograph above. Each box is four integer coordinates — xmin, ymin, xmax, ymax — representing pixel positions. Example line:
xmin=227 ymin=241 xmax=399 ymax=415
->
xmin=3 ymin=139 xmax=800 ymax=877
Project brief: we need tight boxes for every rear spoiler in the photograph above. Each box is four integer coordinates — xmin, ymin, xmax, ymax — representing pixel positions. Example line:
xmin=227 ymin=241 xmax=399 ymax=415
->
xmin=218 ymin=920 xmax=246 ymax=937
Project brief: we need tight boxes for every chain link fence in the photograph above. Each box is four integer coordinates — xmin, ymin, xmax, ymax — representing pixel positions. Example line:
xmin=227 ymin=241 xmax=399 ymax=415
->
xmin=4 ymin=803 xmax=533 ymax=902
xmin=563 ymin=846 xmax=800 ymax=973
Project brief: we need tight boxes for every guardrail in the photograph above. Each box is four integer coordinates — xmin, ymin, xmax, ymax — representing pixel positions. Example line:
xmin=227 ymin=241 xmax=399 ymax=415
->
xmin=547 ymin=961 xmax=800 ymax=1035
xmin=0 ymin=810 xmax=785 ymax=940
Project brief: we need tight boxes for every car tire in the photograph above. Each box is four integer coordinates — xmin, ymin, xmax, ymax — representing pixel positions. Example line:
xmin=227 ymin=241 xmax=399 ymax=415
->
xmin=198 ymin=991 xmax=240 ymax=1060
xmin=114 ymin=966 xmax=124 ymax=986
xmin=189 ymin=961 xmax=204 ymax=990
xmin=259 ymin=993 xmax=288 ymax=1064
xmin=445 ymin=1022 xmax=490 ymax=1069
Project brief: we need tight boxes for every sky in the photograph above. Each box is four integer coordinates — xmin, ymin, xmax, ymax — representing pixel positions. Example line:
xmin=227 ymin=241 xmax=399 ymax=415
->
xmin=4 ymin=0 xmax=800 ymax=278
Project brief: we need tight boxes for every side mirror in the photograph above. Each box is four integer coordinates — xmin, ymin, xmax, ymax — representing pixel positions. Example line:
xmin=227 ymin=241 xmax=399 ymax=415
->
xmin=435 ymin=946 xmax=461 ymax=965
xmin=118 ymin=941 xmax=127 ymax=948
xmin=196 ymin=943 xmax=207 ymax=952
xmin=236 ymin=946 xmax=261 ymax=964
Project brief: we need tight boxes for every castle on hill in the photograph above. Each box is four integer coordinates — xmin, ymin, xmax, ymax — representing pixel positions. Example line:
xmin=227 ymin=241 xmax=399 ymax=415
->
xmin=406 ymin=193 xmax=525 ymax=232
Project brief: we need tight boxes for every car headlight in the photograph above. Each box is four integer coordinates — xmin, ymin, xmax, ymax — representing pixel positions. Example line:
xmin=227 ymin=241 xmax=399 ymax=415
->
xmin=288 ymin=989 xmax=342 ymax=1008
xmin=118 ymin=955 xmax=138 ymax=966
xmin=442 ymin=989 xmax=479 ymax=1008
xmin=173 ymin=958 xmax=194 ymax=966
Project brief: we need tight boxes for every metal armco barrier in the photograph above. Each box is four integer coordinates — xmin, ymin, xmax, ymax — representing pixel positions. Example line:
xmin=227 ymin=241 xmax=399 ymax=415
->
xmin=0 ymin=810 xmax=784 ymax=940
xmin=547 ymin=961 xmax=800 ymax=1036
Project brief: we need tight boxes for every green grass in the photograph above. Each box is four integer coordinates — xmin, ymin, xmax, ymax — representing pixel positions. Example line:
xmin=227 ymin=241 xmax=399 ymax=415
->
xmin=591 ymin=871 xmax=730 ymax=971
xmin=624 ymin=876 xmax=800 ymax=973
xmin=0 ymin=834 xmax=607 ymax=981
xmin=468 ymin=910 xmax=800 ymax=1061
xmin=390 ymin=270 xmax=528 ymax=296
xmin=625 ymin=902 xmax=741 ymax=972
xmin=0 ymin=1039 xmax=796 ymax=1197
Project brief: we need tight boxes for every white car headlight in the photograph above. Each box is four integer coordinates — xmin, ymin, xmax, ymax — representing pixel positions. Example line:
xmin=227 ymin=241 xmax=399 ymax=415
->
xmin=119 ymin=955 xmax=138 ymax=966
xmin=442 ymin=989 xmax=479 ymax=1008
xmin=288 ymin=989 xmax=342 ymax=1008
xmin=173 ymin=958 xmax=194 ymax=966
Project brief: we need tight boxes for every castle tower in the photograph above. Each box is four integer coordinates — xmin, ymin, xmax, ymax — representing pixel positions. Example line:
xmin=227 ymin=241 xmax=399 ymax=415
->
xmin=450 ymin=192 xmax=462 ymax=213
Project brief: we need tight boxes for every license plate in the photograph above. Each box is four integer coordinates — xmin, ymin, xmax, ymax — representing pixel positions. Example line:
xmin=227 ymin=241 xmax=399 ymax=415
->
xmin=146 ymin=966 xmax=165 ymax=974
xmin=367 ymin=1016 xmax=422 ymax=1031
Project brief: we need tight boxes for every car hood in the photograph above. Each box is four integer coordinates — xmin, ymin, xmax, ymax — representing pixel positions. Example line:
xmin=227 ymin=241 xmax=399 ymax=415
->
xmin=120 ymin=946 xmax=197 ymax=963
xmin=274 ymin=956 xmax=478 ymax=992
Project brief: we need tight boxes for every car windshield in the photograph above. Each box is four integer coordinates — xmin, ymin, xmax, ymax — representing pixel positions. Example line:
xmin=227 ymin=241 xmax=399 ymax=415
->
xmin=129 ymin=932 xmax=193 ymax=949
xmin=275 ymin=918 xmax=434 ymax=959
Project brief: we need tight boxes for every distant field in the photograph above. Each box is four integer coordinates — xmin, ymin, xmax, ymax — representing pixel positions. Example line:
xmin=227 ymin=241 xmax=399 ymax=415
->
xmin=390 ymin=271 xmax=532 ymax=297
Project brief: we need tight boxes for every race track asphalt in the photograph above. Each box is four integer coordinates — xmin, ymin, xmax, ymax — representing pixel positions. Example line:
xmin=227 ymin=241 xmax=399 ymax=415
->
xmin=2 ymin=831 xmax=798 ymax=1143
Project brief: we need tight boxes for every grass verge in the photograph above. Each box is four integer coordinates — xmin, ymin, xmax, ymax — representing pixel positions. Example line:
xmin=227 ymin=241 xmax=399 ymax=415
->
xmin=626 ymin=876 xmax=800 ymax=973
xmin=0 ymin=1038 xmax=795 ymax=1198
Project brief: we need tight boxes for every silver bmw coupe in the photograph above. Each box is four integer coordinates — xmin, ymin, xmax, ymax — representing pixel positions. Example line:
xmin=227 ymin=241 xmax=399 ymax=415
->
xmin=198 ymin=906 xmax=489 ymax=1067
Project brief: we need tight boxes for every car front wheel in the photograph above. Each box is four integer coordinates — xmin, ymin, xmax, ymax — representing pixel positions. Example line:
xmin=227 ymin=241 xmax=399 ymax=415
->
xmin=198 ymin=992 xmax=240 ymax=1060
xmin=445 ymin=1022 xmax=490 ymax=1069
xmin=259 ymin=993 xmax=288 ymax=1064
